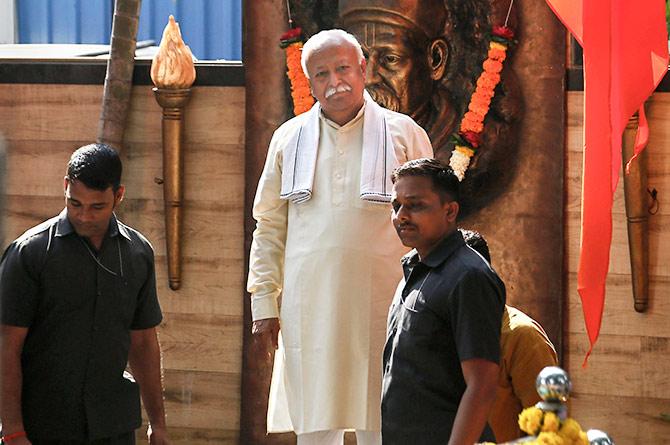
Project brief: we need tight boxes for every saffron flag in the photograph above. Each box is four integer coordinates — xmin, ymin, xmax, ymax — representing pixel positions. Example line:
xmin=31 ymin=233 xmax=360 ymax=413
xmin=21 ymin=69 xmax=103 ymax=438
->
xmin=545 ymin=0 xmax=668 ymax=361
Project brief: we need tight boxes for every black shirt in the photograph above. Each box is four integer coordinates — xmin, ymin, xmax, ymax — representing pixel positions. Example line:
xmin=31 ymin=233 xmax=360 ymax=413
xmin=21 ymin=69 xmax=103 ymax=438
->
xmin=381 ymin=230 xmax=505 ymax=445
xmin=0 ymin=209 xmax=163 ymax=441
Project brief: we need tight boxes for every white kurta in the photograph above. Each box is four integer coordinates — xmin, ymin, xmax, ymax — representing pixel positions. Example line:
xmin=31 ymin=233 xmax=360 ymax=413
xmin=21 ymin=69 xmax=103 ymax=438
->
xmin=248 ymin=102 xmax=433 ymax=434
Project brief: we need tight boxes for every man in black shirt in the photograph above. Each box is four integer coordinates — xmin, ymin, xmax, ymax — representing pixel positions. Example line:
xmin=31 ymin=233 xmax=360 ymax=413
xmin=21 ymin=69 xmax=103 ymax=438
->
xmin=0 ymin=144 xmax=169 ymax=445
xmin=382 ymin=158 xmax=505 ymax=445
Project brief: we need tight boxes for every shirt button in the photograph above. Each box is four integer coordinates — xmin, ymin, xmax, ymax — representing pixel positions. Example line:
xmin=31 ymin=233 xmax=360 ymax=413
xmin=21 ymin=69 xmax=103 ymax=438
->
xmin=92 ymin=325 xmax=99 ymax=331
xmin=338 ymin=150 xmax=344 ymax=155
xmin=336 ymin=173 xmax=342 ymax=179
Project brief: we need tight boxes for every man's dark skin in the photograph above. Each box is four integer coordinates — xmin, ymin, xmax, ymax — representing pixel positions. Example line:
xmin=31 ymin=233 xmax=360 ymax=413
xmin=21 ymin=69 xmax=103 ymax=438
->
xmin=0 ymin=177 xmax=169 ymax=445
xmin=390 ymin=174 xmax=499 ymax=445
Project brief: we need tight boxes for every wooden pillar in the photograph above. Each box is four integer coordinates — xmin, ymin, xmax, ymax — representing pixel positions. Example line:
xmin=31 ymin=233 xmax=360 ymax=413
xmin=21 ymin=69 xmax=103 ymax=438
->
xmin=461 ymin=0 xmax=566 ymax=357
xmin=241 ymin=1 xmax=293 ymax=444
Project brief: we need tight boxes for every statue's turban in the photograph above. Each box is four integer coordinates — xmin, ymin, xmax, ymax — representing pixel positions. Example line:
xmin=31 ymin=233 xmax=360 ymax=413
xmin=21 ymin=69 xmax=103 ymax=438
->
xmin=340 ymin=0 xmax=447 ymax=38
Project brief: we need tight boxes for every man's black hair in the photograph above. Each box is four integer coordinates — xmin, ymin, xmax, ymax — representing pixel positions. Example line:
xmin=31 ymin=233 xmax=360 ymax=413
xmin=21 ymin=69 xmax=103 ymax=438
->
xmin=459 ymin=228 xmax=491 ymax=263
xmin=66 ymin=143 xmax=122 ymax=192
xmin=391 ymin=157 xmax=460 ymax=203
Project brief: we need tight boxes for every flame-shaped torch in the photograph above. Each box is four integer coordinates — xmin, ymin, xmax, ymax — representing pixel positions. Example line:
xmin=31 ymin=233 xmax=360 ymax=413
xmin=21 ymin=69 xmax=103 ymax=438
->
xmin=150 ymin=15 xmax=196 ymax=290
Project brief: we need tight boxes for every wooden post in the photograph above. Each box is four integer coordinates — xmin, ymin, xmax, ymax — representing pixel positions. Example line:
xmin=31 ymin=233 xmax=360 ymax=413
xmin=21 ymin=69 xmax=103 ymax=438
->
xmin=241 ymin=1 xmax=293 ymax=444
xmin=622 ymin=109 xmax=650 ymax=312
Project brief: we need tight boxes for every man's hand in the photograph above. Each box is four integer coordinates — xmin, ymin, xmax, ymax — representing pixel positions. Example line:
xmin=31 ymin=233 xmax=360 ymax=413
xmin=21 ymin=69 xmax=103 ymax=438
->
xmin=148 ymin=424 xmax=170 ymax=445
xmin=129 ymin=329 xmax=169 ymax=445
xmin=1 ymin=326 xmax=30 ymax=445
xmin=448 ymin=358 xmax=499 ymax=445
xmin=252 ymin=318 xmax=280 ymax=350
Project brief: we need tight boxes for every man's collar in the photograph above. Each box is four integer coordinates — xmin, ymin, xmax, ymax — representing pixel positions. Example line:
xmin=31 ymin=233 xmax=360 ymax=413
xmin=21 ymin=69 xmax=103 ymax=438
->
xmin=320 ymin=98 xmax=366 ymax=129
xmin=401 ymin=230 xmax=464 ymax=269
xmin=113 ymin=218 xmax=132 ymax=240
xmin=55 ymin=208 xmax=131 ymax=241
xmin=55 ymin=208 xmax=74 ymax=236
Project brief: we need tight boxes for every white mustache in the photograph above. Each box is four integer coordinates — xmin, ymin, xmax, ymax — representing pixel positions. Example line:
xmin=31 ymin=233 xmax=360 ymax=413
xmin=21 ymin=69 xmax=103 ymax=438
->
xmin=325 ymin=84 xmax=352 ymax=99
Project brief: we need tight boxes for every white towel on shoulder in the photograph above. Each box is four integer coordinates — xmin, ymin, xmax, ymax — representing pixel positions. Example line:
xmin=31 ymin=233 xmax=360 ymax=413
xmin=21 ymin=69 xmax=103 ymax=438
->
xmin=280 ymin=91 xmax=398 ymax=204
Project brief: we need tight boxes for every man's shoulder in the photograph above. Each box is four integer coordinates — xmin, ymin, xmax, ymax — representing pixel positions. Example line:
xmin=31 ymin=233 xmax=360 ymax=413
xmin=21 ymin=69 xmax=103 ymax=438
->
xmin=1 ymin=216 xmax=59 ymax=269
xmin=505 ymin=306 xmax=550 ymax=338
xmin=452 ymin=245 xmax=498 ymax=276
xmin=381 ymin=107 xmax=423 ymax=130
xmin=443 ymin=246 xmax=506 ymax=296
xmin=117 ymin=221 xmax=155 ymax=254
xmin=379 ymin=107 xmax=431 ymax=154
xmin=11 ymin=216 xmax=59 ymax=250
xmin=273 ymin=111 xmax=313 ymax=139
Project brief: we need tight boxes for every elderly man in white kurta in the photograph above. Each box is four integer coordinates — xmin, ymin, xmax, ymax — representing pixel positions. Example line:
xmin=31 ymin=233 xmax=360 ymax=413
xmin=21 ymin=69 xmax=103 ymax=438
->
xmin=248 ymin=29 xmax=433 ymax=445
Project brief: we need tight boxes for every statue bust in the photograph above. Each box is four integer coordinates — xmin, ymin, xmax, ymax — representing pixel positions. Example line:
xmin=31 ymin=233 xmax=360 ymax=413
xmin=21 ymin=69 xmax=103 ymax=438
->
xmin=340 ymin=0 xmax=523 ymax=216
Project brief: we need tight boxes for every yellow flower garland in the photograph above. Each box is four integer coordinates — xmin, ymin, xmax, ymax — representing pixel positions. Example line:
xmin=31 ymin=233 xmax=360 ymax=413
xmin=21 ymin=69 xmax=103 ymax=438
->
xmin=514 ymin=407 xmax=589 ymax=445
xmin=448 ymin=26 xmax=513 ymax=181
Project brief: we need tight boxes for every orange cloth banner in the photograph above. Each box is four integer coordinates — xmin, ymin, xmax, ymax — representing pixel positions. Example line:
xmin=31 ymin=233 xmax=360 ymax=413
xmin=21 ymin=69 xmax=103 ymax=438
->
xmin=545 ymin=0 xmax=668 ymax=361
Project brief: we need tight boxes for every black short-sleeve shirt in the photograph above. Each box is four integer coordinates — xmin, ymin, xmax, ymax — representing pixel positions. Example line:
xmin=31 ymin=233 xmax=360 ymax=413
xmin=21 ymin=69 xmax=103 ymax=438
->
xmin=381 ymin=230 xmax=505 ymax=445
xmin=0 ymin=209 xmax=163 ymax=441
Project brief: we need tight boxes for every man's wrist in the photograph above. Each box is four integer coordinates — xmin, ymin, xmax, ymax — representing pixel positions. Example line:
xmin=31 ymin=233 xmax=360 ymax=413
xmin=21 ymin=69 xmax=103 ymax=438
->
xmin=148 ymin=422 xmax=167 ymax=432
xmin=250 ymin=293 xmax=280 ymax=321
xmin=1 ymin=430 xmax=27 ymax=443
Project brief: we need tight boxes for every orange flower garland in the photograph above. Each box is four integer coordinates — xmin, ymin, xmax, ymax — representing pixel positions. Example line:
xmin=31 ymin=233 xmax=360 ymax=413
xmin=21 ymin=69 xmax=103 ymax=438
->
xmin=280 ymin=27 xmax=315 ymax=115
xmin=449 ymin=26 xmax=514 ymax=181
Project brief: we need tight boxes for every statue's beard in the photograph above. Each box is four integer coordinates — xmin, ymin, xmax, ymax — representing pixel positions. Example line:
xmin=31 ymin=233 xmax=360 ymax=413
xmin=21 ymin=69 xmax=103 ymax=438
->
xmin=366 ymin=85 xmax=401 ymax=112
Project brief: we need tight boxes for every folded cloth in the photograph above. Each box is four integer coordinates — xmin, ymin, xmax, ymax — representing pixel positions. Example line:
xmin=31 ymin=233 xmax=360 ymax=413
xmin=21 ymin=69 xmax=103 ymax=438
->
xmin=280 ymin=91 xmax=398 ymax=204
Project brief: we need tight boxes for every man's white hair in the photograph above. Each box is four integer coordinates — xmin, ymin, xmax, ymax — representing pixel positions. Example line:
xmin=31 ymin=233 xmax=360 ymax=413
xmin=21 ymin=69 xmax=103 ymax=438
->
xmin=301 ymin=29 xmax=365 ymax=79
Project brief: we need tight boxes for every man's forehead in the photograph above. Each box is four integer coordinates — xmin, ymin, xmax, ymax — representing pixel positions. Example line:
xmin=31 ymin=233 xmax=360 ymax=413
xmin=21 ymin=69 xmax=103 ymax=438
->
xmin=312 ymin=42 xmax=358 ymax=57
xmin=393 ymin=176 xmax=436 ymax=196
xmin=309 ymin=45 xmax=359 ymax=66
xmin=66 ymin=181 xmax=115 ymax=200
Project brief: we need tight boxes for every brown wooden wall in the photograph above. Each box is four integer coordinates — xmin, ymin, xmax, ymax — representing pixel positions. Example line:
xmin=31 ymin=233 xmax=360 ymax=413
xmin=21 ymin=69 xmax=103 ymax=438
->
xmin=0 ymin=83 xmax=245 ymax=444
xmin=4 ymin=85 xmax=670 ymax=445
xmin=565 ymin=91 xmax=670 ymax=443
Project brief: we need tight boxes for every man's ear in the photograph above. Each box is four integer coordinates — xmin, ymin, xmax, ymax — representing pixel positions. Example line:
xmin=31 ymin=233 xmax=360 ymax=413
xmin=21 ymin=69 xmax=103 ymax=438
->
xmin=360 ymin=57 xmax=367 ymax=80
xmin=428 ymin=38 xmax=449 ymax=81
xmin=63 ymin=176 xmax=70 ymax=193
xmin=445 ymin=200 xmax=459 ymax=223
xmin=115 ymin=185 xmax=126 ymax=205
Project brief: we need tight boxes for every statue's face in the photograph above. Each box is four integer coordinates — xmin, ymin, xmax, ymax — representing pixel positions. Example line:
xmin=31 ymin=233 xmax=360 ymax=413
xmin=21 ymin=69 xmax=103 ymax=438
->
xmin=348 ymin=21 xmax=434 ymax=116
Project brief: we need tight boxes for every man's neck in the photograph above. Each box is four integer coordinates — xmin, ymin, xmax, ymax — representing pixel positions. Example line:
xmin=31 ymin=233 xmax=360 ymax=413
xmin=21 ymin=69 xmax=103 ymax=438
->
xmin=87 ymin=235 xmax=105 ymax=252
xmin=416 ymin=228 xmax=457 ymax=262
xmin=322 ymin=101 xmax=365 ymax=127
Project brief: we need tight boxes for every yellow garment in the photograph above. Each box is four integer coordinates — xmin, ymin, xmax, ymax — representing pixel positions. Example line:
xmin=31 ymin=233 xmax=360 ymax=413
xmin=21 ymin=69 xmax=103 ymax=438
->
xmin=248 ymin=102 xmax=432 ymax=434
xmin=489 ymin=305 xmax=558 ymax=443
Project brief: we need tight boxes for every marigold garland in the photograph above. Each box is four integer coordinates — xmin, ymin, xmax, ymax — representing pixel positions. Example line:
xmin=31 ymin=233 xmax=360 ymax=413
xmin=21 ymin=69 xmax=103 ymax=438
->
xmin=480 ymin=407 xmax=590 ymax=445
xmin=448 ymin=26 xmax=514 ymax=181
xmin=280 ymin=27 xmax=315 ymax=115
xmin=517 ymin=407 xmax=589 ymax=445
